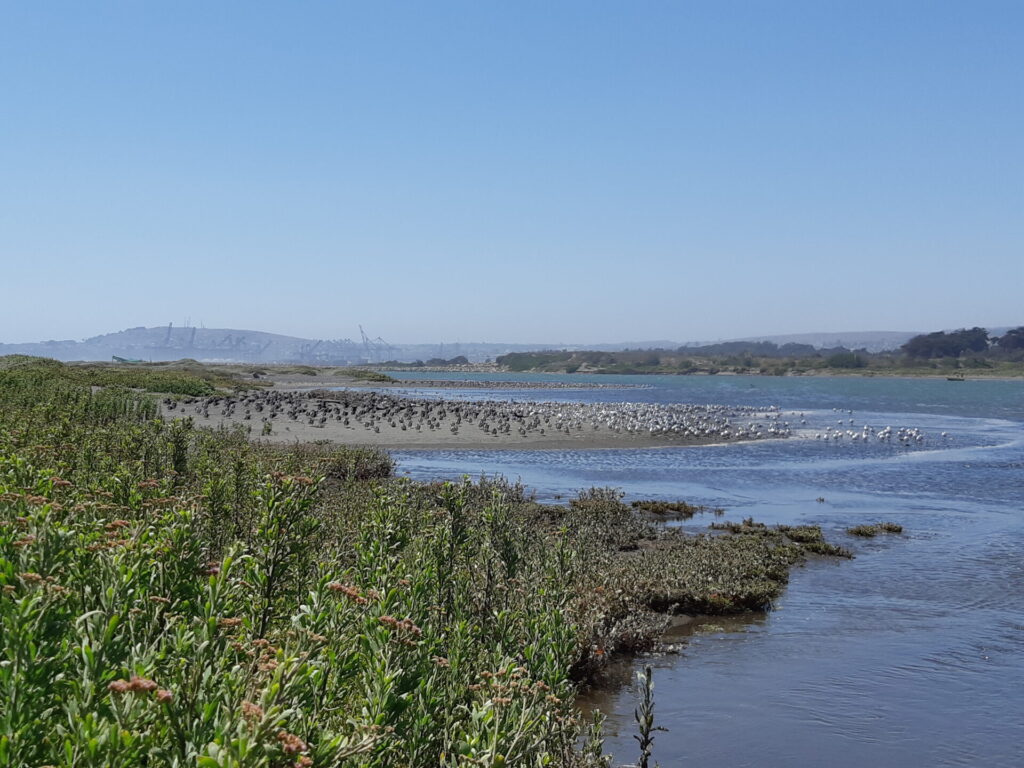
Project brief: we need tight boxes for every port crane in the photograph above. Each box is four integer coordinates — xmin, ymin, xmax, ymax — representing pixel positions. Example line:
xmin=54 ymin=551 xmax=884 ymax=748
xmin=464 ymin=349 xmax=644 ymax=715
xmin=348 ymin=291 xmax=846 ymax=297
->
xmin=358 ymin=325 xmax=395 ymax=363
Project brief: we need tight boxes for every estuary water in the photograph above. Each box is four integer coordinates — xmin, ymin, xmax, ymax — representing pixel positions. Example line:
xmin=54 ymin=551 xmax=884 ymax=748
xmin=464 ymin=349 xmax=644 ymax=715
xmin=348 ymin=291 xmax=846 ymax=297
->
xmin=384 ymin=372 xmax=1024 ymax=767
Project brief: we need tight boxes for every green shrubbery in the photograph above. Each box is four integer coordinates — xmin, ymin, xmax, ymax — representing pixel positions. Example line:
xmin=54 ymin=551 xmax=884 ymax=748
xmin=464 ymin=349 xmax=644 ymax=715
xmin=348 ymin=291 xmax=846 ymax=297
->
xmin=825 ymin=352 xmax=866 ymax=369
xmin=0 ymin=368 xmax=850 ymax=765
xmin=1 ymin=356 xmax=219 ymax=396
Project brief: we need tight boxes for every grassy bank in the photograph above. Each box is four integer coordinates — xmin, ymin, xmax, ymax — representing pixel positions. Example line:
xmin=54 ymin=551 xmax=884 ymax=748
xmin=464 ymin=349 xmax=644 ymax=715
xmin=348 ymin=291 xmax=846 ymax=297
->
xmin=0 ymin=356 xmax=397 ymax=399
xmin=0 ymin=360 xmax=849 ymax=766
xmin=0 ymin=355 xmax=236 ymax=396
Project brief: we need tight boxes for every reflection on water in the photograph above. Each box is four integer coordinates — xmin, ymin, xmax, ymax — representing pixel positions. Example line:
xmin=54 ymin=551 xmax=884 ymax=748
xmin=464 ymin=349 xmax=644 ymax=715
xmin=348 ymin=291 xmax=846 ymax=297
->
xmin=389 ymin=375 xmax=1024 ymax=767
xmin=575 ymin=612 xmax=768 ymax=714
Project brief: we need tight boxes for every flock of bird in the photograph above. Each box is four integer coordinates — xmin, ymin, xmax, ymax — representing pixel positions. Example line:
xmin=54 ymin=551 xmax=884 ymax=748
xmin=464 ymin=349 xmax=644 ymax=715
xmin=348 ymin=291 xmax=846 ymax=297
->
xmin=805 ymin=408 xmax=936 ymax=445
xmin=395 ymin=379 xmax=647 ymax=390
xmin=161 ymin=393 xmax=938 ymax=447
xmin=162 ymin=389 xmax=790 ymax=442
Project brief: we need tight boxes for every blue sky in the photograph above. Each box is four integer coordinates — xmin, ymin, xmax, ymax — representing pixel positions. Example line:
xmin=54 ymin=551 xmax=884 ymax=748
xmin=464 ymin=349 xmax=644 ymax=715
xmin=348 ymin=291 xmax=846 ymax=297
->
xmin=2 ymin=2 xmax=1021 ymax=344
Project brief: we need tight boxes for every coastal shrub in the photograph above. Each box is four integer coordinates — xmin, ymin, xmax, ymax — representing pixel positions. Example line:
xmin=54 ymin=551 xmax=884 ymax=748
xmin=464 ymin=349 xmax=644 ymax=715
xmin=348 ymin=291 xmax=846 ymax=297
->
xmin=0 ymin=354 xmax=65 ymax=370
xmin=264 ymin=441 xmax=395 ymax=483
xmin=826 ymin=352 xmax=867 ymax=369
xmin=0 ymin=356 xmax=219 ymax=396
xmin=0 ymin=370 xmax=853 ymax=765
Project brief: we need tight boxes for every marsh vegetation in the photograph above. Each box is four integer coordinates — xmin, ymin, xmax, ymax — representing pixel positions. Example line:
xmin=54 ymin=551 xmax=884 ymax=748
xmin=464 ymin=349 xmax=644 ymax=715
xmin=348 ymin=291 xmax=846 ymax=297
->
xmin=629 ymin=500 xmax=724 ymax=519
xmin=0 ymin=356 xmax=853 ymax=765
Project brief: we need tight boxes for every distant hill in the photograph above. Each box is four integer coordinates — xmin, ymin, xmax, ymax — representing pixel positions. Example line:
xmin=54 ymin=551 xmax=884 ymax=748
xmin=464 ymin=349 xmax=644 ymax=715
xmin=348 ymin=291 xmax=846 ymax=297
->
xmin=3 ymin=325 xmax=1011 ymax=364
xmin=0 ymin=325 xmax=613 ymax=364
xmin=1 ymin=326 xmax=330 ymax=364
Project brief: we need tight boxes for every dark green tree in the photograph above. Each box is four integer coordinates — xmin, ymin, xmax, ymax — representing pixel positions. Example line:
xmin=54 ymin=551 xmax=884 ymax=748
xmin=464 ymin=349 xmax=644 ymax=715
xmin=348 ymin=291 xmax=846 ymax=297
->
xmin=995 ymin=327 xmax=1024 ymax=350
xmin=902 ymin=327 xmax=990 ymax=358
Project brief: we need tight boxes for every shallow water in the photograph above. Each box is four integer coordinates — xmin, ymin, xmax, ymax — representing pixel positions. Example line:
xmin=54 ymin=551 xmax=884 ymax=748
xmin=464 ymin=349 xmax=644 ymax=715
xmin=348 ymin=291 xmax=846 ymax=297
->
xmin=385 ymin=372 xmax=1024 ymax=767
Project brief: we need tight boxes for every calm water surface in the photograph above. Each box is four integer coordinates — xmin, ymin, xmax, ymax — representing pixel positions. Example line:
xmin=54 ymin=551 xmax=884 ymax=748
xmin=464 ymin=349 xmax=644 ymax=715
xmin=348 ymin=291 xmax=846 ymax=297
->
xmin=384 ymin=372 xmax=1024 ymax=767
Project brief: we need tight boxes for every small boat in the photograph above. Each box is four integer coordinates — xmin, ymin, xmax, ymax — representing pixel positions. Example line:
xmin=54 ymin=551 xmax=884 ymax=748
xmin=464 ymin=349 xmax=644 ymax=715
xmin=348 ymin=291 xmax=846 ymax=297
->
xmin=946 ymin=374 xmax=965 ymax=381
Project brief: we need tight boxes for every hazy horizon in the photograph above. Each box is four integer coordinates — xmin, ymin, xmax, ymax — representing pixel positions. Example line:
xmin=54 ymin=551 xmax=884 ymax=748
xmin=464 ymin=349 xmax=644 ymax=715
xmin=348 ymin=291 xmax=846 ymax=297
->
xmin=2 ymin=320 xmax=1011 ymax=350
xmin=3 ymin=3 xmax=1021 ymax=344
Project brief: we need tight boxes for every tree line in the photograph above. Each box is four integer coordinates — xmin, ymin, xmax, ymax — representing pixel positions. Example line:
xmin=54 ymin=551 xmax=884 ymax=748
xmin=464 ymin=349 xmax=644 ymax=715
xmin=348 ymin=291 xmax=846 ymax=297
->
xmin=496 ymin=325 xmax=1024 ymax=373
xmin=901 ymin=327 xmax=1024 ymax=358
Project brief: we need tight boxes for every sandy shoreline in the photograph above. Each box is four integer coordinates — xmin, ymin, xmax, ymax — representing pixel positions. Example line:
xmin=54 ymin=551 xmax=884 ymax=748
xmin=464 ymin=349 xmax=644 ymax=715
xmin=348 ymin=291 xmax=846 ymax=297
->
xmin=164 ymin=413 xmax=727 ymax=451
xmin=264 ymin=371 xmax=1024 ymax=391
xmin=265 ymin=374 xmax=647 ymax=391
xmin=160 ymin=386 xmax=786 ymax=451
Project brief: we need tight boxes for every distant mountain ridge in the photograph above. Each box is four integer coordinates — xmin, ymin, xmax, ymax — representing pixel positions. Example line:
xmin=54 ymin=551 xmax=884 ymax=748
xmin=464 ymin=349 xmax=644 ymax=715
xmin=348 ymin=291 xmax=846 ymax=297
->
xmin=1 ymin=325 xmax=1010 ymax=364
xmin=3 ymin=325 xmax=636 ymax=364
xmin=0 ymin=326 xmax=544 ymax=364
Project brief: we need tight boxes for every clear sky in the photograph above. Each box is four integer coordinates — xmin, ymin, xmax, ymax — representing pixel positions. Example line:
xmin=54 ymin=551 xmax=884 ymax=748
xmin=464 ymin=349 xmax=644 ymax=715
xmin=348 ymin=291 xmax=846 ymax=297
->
xmin=2 ymin=1 xmax=1021 ymax=345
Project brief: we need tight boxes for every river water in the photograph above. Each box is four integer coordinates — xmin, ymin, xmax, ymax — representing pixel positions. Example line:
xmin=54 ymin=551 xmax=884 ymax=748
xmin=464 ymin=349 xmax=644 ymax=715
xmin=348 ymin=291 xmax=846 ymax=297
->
xmin=383 ymin=372 xmax=1024 ymax=767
